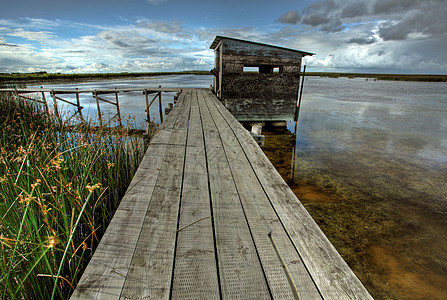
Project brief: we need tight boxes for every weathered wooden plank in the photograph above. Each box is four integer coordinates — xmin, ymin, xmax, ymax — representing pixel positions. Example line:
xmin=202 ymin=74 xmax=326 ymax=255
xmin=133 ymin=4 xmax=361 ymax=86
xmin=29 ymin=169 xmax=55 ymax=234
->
xmin=208 ymin=90 xmax=373 ymax=299
xmin=119 ymin=96 xmax=190 ymax=299
xmin=202 ymin=89 xmax=322 ymax=299
xmin=171 ymin=89 xmax=220 ymax=299
xmin=198 ymin=90 xmax=271 ymax=298
xmin=222 ymin=55 xmax=302 ymax=67
xmin=71 ymin=128 xmax=174 ymax=300
xmin=160 ymin=89 xmax=187 ymax=130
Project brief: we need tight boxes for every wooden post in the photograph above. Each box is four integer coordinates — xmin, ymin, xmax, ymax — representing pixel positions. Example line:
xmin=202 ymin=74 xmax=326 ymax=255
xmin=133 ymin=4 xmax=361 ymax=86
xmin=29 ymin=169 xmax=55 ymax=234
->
xmin=93 ymin=90 xmax=103 ymax=127
xmin=115 ymin=88 xmax=122 ymax=126
xmin=41 ymin=87 xmax=51 ymax=117
xmin=218 ymin=41 xmax=223 ymax=99
xmin=165 ymin=103 xmax=174 ymax=115
xmin=51 ymin=90 xmax=61 ymax=123
xmin=295 ymin=65 xmax=306 ymax=122
xmin=294 ymin=65 xmax=306 ymax=134
xmin=75 ymin=88 xmax=84 ymax=122
xmin=158 ymin=91 xmax=163 ymax=124
xmin=144 ymin=89 xmax=150 ymax=135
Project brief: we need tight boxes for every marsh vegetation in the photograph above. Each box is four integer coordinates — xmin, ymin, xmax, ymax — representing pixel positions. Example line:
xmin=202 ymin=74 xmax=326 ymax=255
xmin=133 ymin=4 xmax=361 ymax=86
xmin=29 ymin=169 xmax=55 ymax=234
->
xmin=0 ymin=92 xmax=146 ymax=299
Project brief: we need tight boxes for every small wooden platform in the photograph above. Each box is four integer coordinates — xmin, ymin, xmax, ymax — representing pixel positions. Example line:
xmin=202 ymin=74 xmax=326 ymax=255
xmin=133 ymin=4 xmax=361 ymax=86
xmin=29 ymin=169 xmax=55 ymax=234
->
xmin=71 ymin=89 xmax=372 ymax=299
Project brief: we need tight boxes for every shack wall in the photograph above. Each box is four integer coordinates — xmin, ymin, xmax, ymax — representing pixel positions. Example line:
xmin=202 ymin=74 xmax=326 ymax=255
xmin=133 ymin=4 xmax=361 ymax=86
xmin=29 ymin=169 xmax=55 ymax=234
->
xmin=214 ymin=38 xmax=303 ymax=122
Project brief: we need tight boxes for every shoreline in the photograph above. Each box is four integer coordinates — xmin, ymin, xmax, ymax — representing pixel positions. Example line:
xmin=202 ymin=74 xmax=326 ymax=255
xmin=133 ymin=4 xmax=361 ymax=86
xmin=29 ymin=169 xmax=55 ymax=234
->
xmin=0 ymin=71 xmax=211 ymax=86
xmin=1 ymin=71 xmax=446 ymax=85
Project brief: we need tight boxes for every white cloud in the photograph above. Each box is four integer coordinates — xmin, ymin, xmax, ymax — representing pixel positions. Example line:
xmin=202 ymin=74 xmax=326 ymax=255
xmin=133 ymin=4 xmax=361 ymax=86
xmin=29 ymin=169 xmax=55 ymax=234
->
xmin=5 ymin=28 xmax=54 ymax=42
xmin=0 ymin=0 xmax=446 ymax=75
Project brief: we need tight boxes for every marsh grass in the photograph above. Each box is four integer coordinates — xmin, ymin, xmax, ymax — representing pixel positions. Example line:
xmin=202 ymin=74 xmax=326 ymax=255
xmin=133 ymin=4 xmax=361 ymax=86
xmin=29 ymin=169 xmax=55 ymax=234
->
xmin=0 ymin=92 xmax=145 ymax=299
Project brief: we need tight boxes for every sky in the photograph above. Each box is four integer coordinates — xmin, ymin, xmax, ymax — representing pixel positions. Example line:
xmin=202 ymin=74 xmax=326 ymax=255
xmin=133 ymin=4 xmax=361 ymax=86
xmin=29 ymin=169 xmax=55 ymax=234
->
xmin=0 ymin=0 xmax=446 ymax=74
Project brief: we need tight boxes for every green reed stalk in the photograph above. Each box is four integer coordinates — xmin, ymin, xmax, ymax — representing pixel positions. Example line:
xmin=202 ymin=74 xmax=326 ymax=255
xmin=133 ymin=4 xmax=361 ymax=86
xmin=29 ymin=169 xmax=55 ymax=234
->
xmin=51 ymin=191 xmax=94 ymax=300
xmin=0 ymin=92 xmax=147 ymax=299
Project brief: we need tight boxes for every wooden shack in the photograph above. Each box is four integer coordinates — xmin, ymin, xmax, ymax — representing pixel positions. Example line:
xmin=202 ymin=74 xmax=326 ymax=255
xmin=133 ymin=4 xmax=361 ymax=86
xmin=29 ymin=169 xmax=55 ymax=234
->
xmin=210 ymin=36 xmax=314 ymax=122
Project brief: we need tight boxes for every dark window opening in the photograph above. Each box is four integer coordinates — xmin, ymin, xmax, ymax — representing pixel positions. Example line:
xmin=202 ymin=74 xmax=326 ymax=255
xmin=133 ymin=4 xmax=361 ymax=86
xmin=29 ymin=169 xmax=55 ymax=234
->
xmin=259 ymin=66 xmax=273 ymax=73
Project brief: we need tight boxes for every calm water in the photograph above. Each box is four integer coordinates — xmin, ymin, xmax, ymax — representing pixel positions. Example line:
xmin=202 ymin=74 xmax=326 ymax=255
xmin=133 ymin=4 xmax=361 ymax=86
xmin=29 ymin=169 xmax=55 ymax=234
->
xmin=31 ymin=74 xmax=213 ymax=128
xmin=284 ymin=77 xmax=447 ymax=299
xmin=32 ymin=75 xmax=447 ymax=298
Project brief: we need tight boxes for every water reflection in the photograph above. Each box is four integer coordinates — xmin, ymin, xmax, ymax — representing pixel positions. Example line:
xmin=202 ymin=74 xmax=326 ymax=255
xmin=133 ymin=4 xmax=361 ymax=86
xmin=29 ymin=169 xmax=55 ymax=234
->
xmin=264 ymin=77 xmax=447 ymax=299
xmin=29 ymin=75 xmax=214 ymax=128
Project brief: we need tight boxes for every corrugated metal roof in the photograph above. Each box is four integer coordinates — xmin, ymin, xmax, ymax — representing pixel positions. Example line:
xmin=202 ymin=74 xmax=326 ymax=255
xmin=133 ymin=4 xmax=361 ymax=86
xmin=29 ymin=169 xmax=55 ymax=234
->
xmin=209 ymin=35 xmax=314 ymax=56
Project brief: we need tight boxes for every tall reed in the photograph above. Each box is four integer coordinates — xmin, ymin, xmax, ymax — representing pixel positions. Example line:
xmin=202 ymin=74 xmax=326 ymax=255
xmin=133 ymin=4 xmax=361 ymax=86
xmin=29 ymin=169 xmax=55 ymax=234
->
xmin=0 ymin=92 xmax=145 ymax=299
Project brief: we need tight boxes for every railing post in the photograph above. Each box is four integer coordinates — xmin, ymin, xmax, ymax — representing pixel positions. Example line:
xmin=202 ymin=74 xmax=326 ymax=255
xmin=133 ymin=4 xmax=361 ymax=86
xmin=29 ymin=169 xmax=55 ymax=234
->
xmin=158 ymin=86 xmax=163 ymax=124
xmin=158 ymin=92 xmax=163 ymax=124
xmin=93 ymin=90 xmax=103 ymax=127
xmin=41 ymin=86 xmax=51 ymax=117
xmin=144 ymin=89 xmax=150 ymax=135
xmin=51 ymin=89 xmax=61 ymax=123
xmin=75 ymin=88 xmax=84 ymax=122
xmin=115 ymin=87 xmax=122 ymax=126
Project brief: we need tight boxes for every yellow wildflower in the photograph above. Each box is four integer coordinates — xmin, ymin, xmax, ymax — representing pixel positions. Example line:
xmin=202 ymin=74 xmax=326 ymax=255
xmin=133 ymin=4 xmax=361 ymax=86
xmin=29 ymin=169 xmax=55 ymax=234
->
xmin=19 ymin=195 xmax=36 ymax=205
xmin=86 ymin=183 xmax=102 ymax=193
xmin=31 ymin=179 xmax=41 ymax=189
xmin=41 ymin=204 xmax=52 ymax=216
xmin=50 ymin=157 xmax=64 ymax=170
xmin=44 ymin=235 xmax=60 ymax=248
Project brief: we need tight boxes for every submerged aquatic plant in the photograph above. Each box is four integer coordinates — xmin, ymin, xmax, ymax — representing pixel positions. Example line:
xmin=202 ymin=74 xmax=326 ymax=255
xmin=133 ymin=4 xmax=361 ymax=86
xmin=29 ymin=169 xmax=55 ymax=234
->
xmin=0 ymin=92 xmax=146 ymax=299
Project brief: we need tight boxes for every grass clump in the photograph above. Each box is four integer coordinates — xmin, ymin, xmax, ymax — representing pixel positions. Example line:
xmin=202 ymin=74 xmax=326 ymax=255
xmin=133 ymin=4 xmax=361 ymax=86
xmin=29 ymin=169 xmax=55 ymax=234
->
xmin=0 ymin=92 xmax=145 ymax=299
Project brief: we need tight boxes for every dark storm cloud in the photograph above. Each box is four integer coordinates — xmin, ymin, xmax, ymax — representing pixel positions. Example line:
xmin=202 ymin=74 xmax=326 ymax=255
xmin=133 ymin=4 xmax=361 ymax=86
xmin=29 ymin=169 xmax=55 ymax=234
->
xmin=377 ymin=1 xmax=447 ymax=40
xmin=277 ymin=10 xmax=301 ymax=25
xmin=301 ymin=12 xmax=329 ymax=26
xmin=281 ymin=0 xmax=344 ymax=32
xmin=346 ymin=37 xmax=376 ymax=45
xmin=319 ymin=18 xmax=344 ymax=32
xmin=372 ymin=0 xmax=421 ymax=15
xmin=301 ymin=12 xmax=344 ymax=32
xmin=278 ymin=0 xmax=446 ymax=40
xmin=304 ymin=0 xmax=338 ymax=14
xmin=340 ymin=1 xmax=368 ymax=18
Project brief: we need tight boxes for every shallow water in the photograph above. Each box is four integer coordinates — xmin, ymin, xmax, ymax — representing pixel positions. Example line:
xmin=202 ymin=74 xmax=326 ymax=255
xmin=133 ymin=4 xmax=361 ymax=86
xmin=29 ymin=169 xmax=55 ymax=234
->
xmin=32 ymin=75 xmax=447 ymax=298
xmin=273 ymin=77 xmax=447 ymax=299
xmin=30 ymin=75 xmax=214 ymax=128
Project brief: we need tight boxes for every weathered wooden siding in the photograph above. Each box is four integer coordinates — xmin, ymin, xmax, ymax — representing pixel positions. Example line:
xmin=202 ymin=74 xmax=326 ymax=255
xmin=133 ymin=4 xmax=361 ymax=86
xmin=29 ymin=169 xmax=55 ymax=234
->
xmin=221 ymin=38 xmax=304 ymax=60
xmin=222 ymin=73 xmax=299 ymax=120
xmin=211 ymin=36 xmax=309 ymax=122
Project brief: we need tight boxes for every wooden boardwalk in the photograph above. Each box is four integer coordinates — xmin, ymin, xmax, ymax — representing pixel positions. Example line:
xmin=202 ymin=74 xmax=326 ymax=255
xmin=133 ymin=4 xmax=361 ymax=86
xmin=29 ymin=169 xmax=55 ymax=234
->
xmin=71 ymin=89 xmax=372 ymax=299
